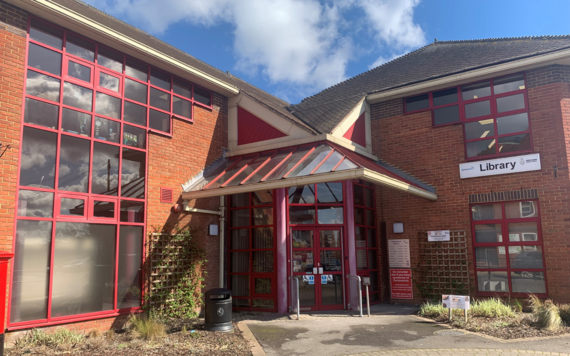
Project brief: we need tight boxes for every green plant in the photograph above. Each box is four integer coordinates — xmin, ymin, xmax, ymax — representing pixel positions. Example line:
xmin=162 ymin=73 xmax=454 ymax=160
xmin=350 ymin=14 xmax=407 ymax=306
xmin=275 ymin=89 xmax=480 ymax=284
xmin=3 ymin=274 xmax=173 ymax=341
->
xmin=419 ymin=302 xmax=446 ymax=318
xmin=14 ymin=328 xmax=85 ymax=348
xmin=559 ymin=304 xmax=570 ymax=326
xmin=127 ymin=314 xmax=166 ymax=342
xmin=529 ymin=295 xmax=562 ymax=331
xmin=510 ymin=298 xmax=523 ymax=313
xmin=470 ymin=298 xmax=515 ymax=318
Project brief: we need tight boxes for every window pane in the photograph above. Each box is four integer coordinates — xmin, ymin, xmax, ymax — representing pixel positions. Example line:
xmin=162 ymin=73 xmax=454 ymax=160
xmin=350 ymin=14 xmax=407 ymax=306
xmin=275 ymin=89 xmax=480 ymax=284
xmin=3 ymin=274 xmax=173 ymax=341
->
xmin=474 ymin=224 xmax=503 ymax=243
xmin=314 ymin=150 xmax=344 ymax=174
xmin=253 ymin=207 xmax=273 ymax=226
xmin=66 ymin=33 xmax=95 ymax=62
xmin=292 ymin=230 xmax=313 ymax=248
xmin=466 ymin=138 xmax=496 ymax=158
xmin=99 ymin=72 xmax=120 ymax=93
xmin=26 ymin=70 xmax=60 ymax=102
xmin=150 ymin=87 xmax=170 ymax=111
xmin=173 ymin=96 xmax=192 ymax=119
xmin=462 ymin=81 xmax=491 ymax=101
xmin=321 ymin=275 xmax=343 ymax=306
xmin=94 ymin=116 xmax=120 ymax=143
xmin=509 ymin=245 xmax=543 ymax=269
xmin=18 ymin=190 xmax=53 ymax=218
xmin=496 ymin=93 xmax=525 ymax=113
xmin=231 ymin=276 xmax=249 ymax=297
xmin=464 ymin=119 xmax=494 ymax=140
xmin=356 ymin=227 xmax=365 ymax=246
xmin=63 ymin=82 xmax=92 ymax=111
xmin=231 ymin=209 xmax=249 ymax=227
xmin=477 ymin=271 xmax=509 ymax=292
xmin=231 ymin=193 xmax=250 ymax=208
xmin=292 ymin=250 xmax=314 ymax=273
xmin=366 ymin=209 xmax=374 ymax=226
xmin=511 ymin=271 xmax=545 ymax=294
xmin=51 ymin=223 xmax=116 ymax=317
xmin=253 ymin=227 xmax=273 ymax=249
xmin=97 ymin=47 xmax=123 ymax=73
xmin=465 ymin=100 xmax=491 ymax=119
xmin=253 ymin=251 xmax=274 ymax=273
xmin=149 ymin=109 xmax=170 ymax=133
xmin=288 ymin=144 xmax=331 ymax=177
xmin=125 ymin=58 xmax=147 ymax=81
xmin=365 ymin=188 xmax=373 ymax=208
xmin=10 ymin=220 xmax=52 ymax=323
xmin=496 ymin=113 xmax=529 ymax=135
xmin=60 ymin=198 xmax=84 ymax=216
xmin=354 ymin=185 xmax=364 ymax=206
xmin=245 ymin=149 xmax=292 ymax=183
xmin=405 ymin=94 xmax=429 ymax=112
xmin=472 ymin=204 xmax=502 ymax=220
xmin=173 ymin=78 xmax=192 ymax=99
xmin=254 ymin=278 xmax=272 ymax=294
xmin=124 ymin=78 xmax=147 ymax=104
xmin=290 ymin=206 xmax=315 ymax=224
xmin=357 ymin=251 xmax=367 ymax=270
xmin=93 ymin=201 xmax=115 ymax=218
xmin=24 ymin=98 xmax=58 ymax=129
xmin=68 ymin=61 xmax=91 ymax=83
xmin=95 ymin=92 xmax=121 ymax=119
xmin=320 ymin=230 xmax=341 ymax=248
xmin=28 ymin=43 xmax=61 ymax=76
xmin=124 ymin=101 xmax=147 ymax=126
xmin=254 ymin=298 xmax=274 ymax=310
xmin=505 ymin=201 xmax=537 ymax=219
xmin=62 ymin=108 xmax=91 ymax=136
xmin=299 ymin=279 xmax=315 ymax=306
xmin=231 ymin=229 xmax=249 ymax=250
xmin=508 ymin=222 xmax=538 ymax=242
xmin=368 ymin=250 xmax=378 ymax=269
xmin=493 ymin=74 xmax=525 ymax=95
xmin=317 ymin=182 xmax=343 ymax=204
xmin=498 ymin=134 xmax=531 ymax=155
xmin=92 ymin=142 xmax=119 ymax=196
xmin=265 ymin=146 xmax=313 ymax=181
xmin=289 ymin=185 xmax=315 ymax=204
xmin=123 ymin=124 xmax=146 ymax=149
xmin=118 ymin=226 xmax=143 ymax=309
xmin=433 ymin=88 xmax=458 ymax=106
xmin=434 ymin=105 xmax=460 ymax=126
xmin=321 ymin=250 xmax=341 ymax=272
xmin=367 ymin=229 xmax=377 ymax=248
xmin=231 ymin=252 xmax=249 ymax=273
xmin=20 ymin=127 xmax=57 ymax=189
xmin=318 ymin=206 xmax=343 ymax=224
xmin=355 ymin=207 xmax=364 ymax=225
xmin=120 ymin=200 xmax=144 ymax=223
xmin=150 ymin=68 xmax=170 ymax=90
xmin=58 ymin=135 xmax=90 ymax=192
xmin=121 ymin=148 xmax=146 ymax=199
xmin=194 ymin=86 xmax=211 ymax=106
xmin=253 ymin=190 xmax=273 ymax=205
xmin=475 ymin=246 xmax=507 ymax=268
xmin=30 ymin=19 xmax=62 ymax=49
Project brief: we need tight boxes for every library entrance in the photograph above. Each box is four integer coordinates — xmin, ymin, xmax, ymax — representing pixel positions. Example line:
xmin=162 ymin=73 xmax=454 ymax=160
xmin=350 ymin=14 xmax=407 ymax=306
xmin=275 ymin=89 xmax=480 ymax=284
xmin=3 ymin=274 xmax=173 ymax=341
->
xmin=291 ymin=227 xmax=345 ymax=311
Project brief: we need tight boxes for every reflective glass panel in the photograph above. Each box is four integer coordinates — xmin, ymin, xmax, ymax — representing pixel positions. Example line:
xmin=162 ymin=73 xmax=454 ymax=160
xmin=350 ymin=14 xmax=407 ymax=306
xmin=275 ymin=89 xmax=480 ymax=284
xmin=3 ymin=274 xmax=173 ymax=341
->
xmin=253 ymin=207 xmax=273 ymax=226
xmin=292 ymin=250 xmax=314 ymax=273
xmin=292 ymin=230 xmax=313 ymax=248
xmin=365 ymin=187 xmax=374 ymax=208
xmin=97 ymin=47 xmax=123 ymax=73
xmin=355 ymin=227 xmax=365 ymax=246
xmin=288 ymin=144 xmax=331 ymax=177
xmin=511 ymin=271 xmax=545 ymax=294
xmin=368 ymin=249 xmax=378 ymax=269
xmin=321 ymin=250 xmax=342 ymax=272
xmin=99 ymin=72 xmax=120 ymax=93
xmin=231 ymin=276 xmax=249 ymax=297
xmin=462 ymin=81 xmax=491 ymax=100
xmin=497 ymin=113 xmax=529 ymax=135
xmin=472 ymin=203 xmax=502 ymax=220
xmin=150 ymin=68 xmax=170 ymax=90
xmin=321 ymin=275 xmax=343 ymax=305
xmin=62 ymin=108 xmax=91 ymax=136
xmin=28 ymin=43 xmax=61 ymax=75
xmin=493 ymin=74 xmax=525 ymax=95
xmin=496 ymin=93 xmax=525 ymax=113
xmin=245 ymin=149 xmax=293 ymax=183
xmin=117 ymin=226 xmax=143 ymax=309
xmin=94 ymin=116 xmax=120 ymax=143
xmin=26 ymin=70 xmax=60 ymax=102
xmin=367 ymin=229 xmax=377 ymax=248
xmin=231 ymin=209 xmax=249 ymax=227
xmin=355 ymin=207 xmax=364 ymax=225
xmin=405 ymin=94 xmax=429 ymax=112
xmin=465 ymin=119 xmax=494 ymax=140
xmin=475 ymin=246 xmax=507 ymax=268
xmin=498 ymin=134 xmax=531 ymax=155
xmin=20 ymin=127 xmax=57 ymax=189
xmin=60 ymin=197 xmax=84 ymax=216
xmin=357 ymin=251 xmax=367 ymax=270
xmin=314 ymin=150 xmax=344 ymax=174
xmin=477 ymin=271 xmax=509 ymax=292
xmin=474 ymin=224 xmax=503 ymax=243
xmin=289 ymin=185 xmax=315 ymax=204
xmin=95 ymin=92 xmax=121 ymax=119
xmin=198 ymin=156 xmax=240 ymax=188
xmin=433 ymin=88 xmax=458 ymax=106
xmin=120 ymin=200 xmax=144 ymax=223
xmin=509 ymin=246 xmax=543 ymax=269
xmin=124 ymin=78 xmax=147 ymax=104
xmin=150 ymin=87 xmax=170 ymax=111
xmin=10 ymin=220 xmax=52 ymax=323
xmin=68 ymin=61 xmax=91 ymax=83
xmin=232 ymin=298 xmax=250 ymax=308
xmin=335 ymin=159 xmax=358 ymax=173
xmin=24 ymin=98 xmax=58 ymax=129
xmin=317 ymin=182 xmax=343 ymax=204
xmin=366 ymin=209 xmax=374 ymax=226
xmin=51 ymin=223 xmax=116 ymax=317
xmin=299 ymin=279 xmax=315 ymax=307
xmin=30 ymin=19 xmax=63 ymax=49
xmin=91 ymin=142 xmax=119 ymax=196
xmin=225 ymin=153 xmax=273 ymax=187
xmin=466 ymin=138 xmax=496 ymax=158
xmin=320 ymin=230 xmax=341 ymax=248
xmin=231 ymin=229 xmax=249 ymax=250
xmin=354 ymin=185 xmax=364 ymax=206
xmin=149 ymin=109 xmax=170 ymax=133
xmin=194 ymin=86 xmax=211 ymax=106
xmin=231 ymin=193 xmax=250 ymax=208
xmin=173 ymin=78 xmax=192 ymax=99
xmin=123 ymin=124 xmax=146 ymax=149
xmin=124 ymin=101 xmax=147 ymax=126
xmin=318 ymin=206 xmax=343 ymax=224
xmin=93 ymin=201 xmax=115 ymax=218
xmin=434 ymin=105 xmax=460 ymax=125
xmin=253 ymin=251 xmax=273 ymax=273
xmin=505 ymin=201 xmax=537 ymax=219
xmin=58 ymin=135 xmax=90 ymax=192
xmin=253 ymin=190 xmax=273 ymax=205
xmin=465 ymin=100 xmax=491 ymax=119
xmin=254 ymin=278 xmax=272 ymax=295
xmin=211 ymin=155 xmax=256 ymax=189
xmin=63 ymin=82 xmax=92 ymax=111
xmin=253 ymin=228 xmax=274 ymax=249
xmin=125 ymin=58 xmax=147 ymax=81
xmin=173 ymin=96 xmax=192 ymax=119
xmin=508 ymin=222 xmax=538 ymax=242
xmin=66 ymin=33 xmax=95 ymax=62
xmin=18 ymin=190 xmax=53 ymax=218
xmin=121 ymin=149 xmax=146 ymax=199
xmin=231 ymin=252 xmax=249 ymax=273
xmin=265 ymin=146 xmax=313 ymax=181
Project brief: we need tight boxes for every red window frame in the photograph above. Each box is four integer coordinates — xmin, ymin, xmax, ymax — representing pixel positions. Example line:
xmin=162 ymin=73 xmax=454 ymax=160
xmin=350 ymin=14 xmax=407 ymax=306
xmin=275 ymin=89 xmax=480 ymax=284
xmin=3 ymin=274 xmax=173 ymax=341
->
xmin=228 ymin=191 xmax=277 ymax=312
xmin=404 ymin=73 xmax=533 ymax=161
xmin=287 ymin=182 xmax=346 ymax=226
xmin=470 ymin=200 xmax=548 ymax=298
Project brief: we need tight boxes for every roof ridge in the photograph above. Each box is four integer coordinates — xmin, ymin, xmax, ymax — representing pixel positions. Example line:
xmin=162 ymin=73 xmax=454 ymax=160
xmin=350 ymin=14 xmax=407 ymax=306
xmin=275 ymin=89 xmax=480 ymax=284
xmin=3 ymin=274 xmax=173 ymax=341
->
xmin=226 ymin=72 xmax=290 ymax=106
xmin=434 ymin=34 xmax=570 ymax=44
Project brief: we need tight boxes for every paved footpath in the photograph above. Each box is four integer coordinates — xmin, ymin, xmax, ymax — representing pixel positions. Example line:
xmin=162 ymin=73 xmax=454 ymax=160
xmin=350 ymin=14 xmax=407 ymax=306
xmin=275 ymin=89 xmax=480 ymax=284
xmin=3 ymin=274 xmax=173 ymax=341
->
xmin=236 ymin=305 xmax=570 ymax=356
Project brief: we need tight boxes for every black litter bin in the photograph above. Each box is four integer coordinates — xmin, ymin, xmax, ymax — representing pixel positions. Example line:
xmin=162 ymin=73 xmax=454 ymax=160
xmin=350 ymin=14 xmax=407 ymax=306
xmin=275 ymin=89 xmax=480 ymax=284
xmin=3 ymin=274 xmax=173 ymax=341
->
xmin=204 ymin=288 xmax=233 ymax=332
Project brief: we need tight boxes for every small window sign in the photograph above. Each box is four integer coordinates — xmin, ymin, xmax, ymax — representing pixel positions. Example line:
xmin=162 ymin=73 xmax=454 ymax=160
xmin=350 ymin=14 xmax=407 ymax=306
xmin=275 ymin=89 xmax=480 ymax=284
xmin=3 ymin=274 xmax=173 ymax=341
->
xmin=427 ymin=230 xmax=450 ymax=242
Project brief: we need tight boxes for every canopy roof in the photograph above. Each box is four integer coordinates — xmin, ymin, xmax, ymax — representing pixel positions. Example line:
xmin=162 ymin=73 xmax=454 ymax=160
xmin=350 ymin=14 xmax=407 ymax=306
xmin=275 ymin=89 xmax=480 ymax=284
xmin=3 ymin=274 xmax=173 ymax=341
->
xmin=181 ymin=142 xmax=437 ymax=201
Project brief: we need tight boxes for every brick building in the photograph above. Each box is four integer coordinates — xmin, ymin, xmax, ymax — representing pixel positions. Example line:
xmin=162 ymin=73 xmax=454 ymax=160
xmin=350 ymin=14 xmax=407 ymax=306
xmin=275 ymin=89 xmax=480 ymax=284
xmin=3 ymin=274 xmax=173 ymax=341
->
xmin=1 ymin=0 xmax=570 ymax=338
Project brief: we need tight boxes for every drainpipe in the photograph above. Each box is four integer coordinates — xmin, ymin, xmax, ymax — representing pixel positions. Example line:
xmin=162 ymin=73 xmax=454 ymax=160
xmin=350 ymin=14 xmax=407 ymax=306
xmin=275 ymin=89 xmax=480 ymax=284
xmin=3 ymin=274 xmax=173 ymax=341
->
xmin=219 ymin=196 xmax=225 ymax=288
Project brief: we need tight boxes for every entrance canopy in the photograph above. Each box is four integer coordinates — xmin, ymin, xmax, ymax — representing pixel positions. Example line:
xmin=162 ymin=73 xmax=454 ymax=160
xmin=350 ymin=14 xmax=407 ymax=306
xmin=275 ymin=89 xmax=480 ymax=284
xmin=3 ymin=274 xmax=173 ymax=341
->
xmin=181 ymin=142 xmax=437 ymax=201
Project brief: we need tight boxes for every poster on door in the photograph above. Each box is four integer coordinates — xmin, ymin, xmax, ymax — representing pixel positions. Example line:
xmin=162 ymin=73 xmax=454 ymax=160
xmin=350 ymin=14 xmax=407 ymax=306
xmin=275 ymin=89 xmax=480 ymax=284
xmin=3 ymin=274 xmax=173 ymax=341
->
xmin=390 ymin=269 xmax=413 ymax=299
xmin=303 ymin=275 xmax=315 ymax=285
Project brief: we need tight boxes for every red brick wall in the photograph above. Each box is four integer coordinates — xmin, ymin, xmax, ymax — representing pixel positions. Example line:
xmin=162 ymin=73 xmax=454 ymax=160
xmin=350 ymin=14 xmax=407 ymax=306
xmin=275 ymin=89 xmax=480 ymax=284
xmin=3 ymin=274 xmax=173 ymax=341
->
xmin=371 ymin=67 xmax=570 ymax=304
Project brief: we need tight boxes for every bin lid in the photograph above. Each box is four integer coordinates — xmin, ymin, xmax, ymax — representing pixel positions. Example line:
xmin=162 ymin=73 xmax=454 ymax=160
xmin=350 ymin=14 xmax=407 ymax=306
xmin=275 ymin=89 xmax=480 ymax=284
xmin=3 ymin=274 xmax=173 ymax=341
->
xmin=205 ymin=288 xmax=232 ymax=298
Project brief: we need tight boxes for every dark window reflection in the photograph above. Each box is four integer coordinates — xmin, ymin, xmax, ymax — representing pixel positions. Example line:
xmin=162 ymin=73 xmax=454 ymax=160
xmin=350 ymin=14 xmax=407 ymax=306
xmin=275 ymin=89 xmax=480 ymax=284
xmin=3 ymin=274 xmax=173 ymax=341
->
xmin=24 ymin=98 xmax=58 ymax=129
xmin=60 ymin=198 xmax=85 ymax=216
xmin=434 ymin=105 xmax=460 ymax=125
xmin=124 ymin=78 xmax=147 ymax=104
xmin=118 ymin=226 xmax=143 ymax=309
xmin=173 ymin=78 xmax=191 ymax=99
xmin=28 ymin=43 xmax=61 ymax=76
xmin=66 ymin=33 xmax=95 ymax=62
xmin=150 ymin=68 xmax=170 ymax=90
xmin=99 ymin=72 xmax=120 ymax=93
xmin=466 ymin=139 xmax=496 ymax=158
xmin=20 ymin=127 xmax=57 ymax=188
xmin=120 ymin=200 xmax=144 ymax=223
xmin=58 ymin=135 xmax=90 ymax=192
xmin=18 ymin=190 xmax=54 ymax=218
xmin=124 ymin=101 xmax=146 ymax=126
xmin=289 ymin=206 xmax=315 ymax=224
xmin=497 ymin=113 xmax=529 ymax=135
xmin=405 ymin=94 xmax=429 ymax=112
xmin=496 ymin=93 xmax=525 ymax=113
xmin=433 ymin=88 xmax=457 ymax=106
xmin=125 ymin=58 xmax=147 ymax=81
xmin=98 ymin=47 xmax=123 ymax=73
xmin=173 ymin=96 xmax=192 ymax=119
xmin=317 ymin=182 xmax=343 ymax=203
xmin=63 ymin=82 xmax=93 ymax=111
xmin=318 ymin=206 xmax=343 ymax=224
xmin=67 ymin=61 xmax=91 ymax=83
xmin=121 ymin=148 xmax=145 ymax=199
xmin=150 ymin=87 xmax=170 ymax=111
xmin=93 ymin=201 xmax=115 ymax=218
xmin=91 ymin=142 xmax=119 ymax=196
xmin=26 ymin=70 xmax=60 ymax=102
xmin=95 ymin=92 xmax=121 ymax=119
xmin=462 ymin=81 xmax=491 ymax=101
xmin=30 ymin=19 xmax=62 ymax=49
xmin=494 ymin=74 xmax=525 ymax=95
xmin=149 ymin=109 xmax=170 ymax=133
xmin=465 ymin=100 xmax=491 ymax=119
xmin=289 ymin=185 xmax=315 ymax=204
xmin=498 ymin=134 xmax=531 ymax=154
xmin=464 ymin=119 xmax=494 ymax=140
xmin=194 ymin=86 xmax=212 ymax=106
xmin=123 ymin=124 xmax=146 ymax=149
xmin=62 ymin=108 xmax=91 ymax=136
xmin=94 ymin=117 xmax=120 ymax=143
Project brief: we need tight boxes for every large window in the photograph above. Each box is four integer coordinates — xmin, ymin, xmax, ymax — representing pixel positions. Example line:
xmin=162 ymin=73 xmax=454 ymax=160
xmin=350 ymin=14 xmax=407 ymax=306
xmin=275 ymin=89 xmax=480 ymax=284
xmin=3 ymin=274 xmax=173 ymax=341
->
xmin=228 ymin=191 xmax=276 ymax=311
xmin=471 ymin=200 xmax=547 ymax=297
xmin=405 ymin=74 xmax=532 ymax=160
xmin=288 ymin=183 xmax=344 ymax=225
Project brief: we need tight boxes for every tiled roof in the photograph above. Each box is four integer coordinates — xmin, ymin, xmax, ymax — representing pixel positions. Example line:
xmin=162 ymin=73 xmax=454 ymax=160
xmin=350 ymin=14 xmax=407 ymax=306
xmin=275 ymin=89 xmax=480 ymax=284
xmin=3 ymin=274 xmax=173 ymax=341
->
xmin=287 ymin=36 xmax=570 ymax=134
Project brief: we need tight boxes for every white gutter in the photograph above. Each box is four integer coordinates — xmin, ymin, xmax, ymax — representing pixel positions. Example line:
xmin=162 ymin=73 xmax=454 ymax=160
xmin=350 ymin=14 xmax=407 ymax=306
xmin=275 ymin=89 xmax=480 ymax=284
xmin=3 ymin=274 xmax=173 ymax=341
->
xmin=15 ymin=0 xmax=239 ymax=96
xmin=367 ymin=48 xmax=570 ymax=103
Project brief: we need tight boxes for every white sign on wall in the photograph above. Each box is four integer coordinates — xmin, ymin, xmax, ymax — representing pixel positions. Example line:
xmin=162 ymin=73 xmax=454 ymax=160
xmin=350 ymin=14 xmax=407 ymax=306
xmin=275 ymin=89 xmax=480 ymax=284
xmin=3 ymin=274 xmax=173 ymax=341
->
xmin=459 ymin=153 xmax=541 ymax=179
xmin=428 ymin=230 xmax=450 ymax=242
xmin=388 ymin=239 xmax=410 ymax=268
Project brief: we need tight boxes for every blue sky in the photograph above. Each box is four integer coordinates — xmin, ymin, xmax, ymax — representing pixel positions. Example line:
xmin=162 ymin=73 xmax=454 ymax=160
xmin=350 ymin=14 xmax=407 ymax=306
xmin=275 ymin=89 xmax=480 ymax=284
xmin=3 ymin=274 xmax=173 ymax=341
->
xmin=89 ymin=0 xmax=570 ymax=104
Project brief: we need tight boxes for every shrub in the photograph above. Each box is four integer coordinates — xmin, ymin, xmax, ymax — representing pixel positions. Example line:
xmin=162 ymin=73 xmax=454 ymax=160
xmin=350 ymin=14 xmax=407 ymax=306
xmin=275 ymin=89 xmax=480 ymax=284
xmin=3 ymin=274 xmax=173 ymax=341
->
xmin=559 ymin=304 xmax=570 ymax=326
xmin=128 ymin=314 xmax=166 ymax=341
xmin=419 ymin=302 xmax=446 ymax=318
xmin=14 ymin=328 xmax=85 ymax=348
xmin=529 ymin=295 xmax=562 ymax=331
xmin=470 ymin=298 xmax=515 ymax=318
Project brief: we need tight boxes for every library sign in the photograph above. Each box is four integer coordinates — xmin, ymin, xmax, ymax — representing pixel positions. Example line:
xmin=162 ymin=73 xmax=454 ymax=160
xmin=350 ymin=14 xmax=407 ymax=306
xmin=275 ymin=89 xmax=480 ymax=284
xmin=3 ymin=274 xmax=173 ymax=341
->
xmin=459 ymin=153 xmax=541 ymax=179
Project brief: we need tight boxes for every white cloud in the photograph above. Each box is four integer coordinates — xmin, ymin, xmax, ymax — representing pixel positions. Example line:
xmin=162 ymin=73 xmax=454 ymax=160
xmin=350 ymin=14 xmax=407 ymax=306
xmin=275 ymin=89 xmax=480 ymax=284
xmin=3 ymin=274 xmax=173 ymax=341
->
xmin=369 ymin=51 xmax=407 ymax=69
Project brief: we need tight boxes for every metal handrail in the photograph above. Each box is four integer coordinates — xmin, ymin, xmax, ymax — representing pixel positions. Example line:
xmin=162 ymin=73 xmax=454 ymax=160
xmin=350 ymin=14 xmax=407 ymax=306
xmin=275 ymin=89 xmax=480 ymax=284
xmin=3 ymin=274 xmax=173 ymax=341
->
xmin=289 ymin=276 xmax=301 ymax=320
xmin=347 ymin=274 xmax=363 ymax=317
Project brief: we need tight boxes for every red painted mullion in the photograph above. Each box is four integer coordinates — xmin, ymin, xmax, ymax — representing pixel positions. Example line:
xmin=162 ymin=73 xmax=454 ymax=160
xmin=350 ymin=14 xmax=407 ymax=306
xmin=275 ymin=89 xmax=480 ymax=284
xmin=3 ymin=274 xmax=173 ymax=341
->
xmin=261 ymin=148 xmax=296 ymax=182
xmin=28 ymin=38 xmax=64 ymax=54
xmin=331 ymin=156 xmax=347 ymax=172
xmin=26 ymin=66 xmax=62 ymax=82
xmin=283 ymin=145 xmax=316 ymax=178
xmin=241 ymin=151 xmax=277 ymax=185
xmin=310 ymin=149 xmax=335 ymax=175
xmin=223 ymin=154 xmax=260 ymax=187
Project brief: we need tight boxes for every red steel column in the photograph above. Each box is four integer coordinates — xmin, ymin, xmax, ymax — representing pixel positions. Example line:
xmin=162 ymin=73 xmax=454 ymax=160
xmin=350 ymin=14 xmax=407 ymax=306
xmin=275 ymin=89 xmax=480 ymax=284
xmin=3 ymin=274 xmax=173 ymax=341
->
xmin=0 ymin=252 xmax=14 ymax=355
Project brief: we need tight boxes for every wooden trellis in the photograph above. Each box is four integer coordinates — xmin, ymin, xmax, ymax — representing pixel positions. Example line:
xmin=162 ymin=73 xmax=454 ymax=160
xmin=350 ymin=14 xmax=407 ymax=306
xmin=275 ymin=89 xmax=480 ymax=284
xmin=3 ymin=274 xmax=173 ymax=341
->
xmin=417 ymin=230 xmax=470 ymax=298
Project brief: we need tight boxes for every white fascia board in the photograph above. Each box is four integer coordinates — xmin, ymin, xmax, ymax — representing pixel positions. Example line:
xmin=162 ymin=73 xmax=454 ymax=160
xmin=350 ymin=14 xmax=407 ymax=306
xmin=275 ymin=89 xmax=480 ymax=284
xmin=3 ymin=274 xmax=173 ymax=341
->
xmin=18 ymin=0 xmax=239 ymax=96
xmin=181 ymin=168 xmax=437 ymax=201
xmin=366 ymin=49 xmax=570 ymax=104
xmin=330 ymin=98 xmax=372 ymax=153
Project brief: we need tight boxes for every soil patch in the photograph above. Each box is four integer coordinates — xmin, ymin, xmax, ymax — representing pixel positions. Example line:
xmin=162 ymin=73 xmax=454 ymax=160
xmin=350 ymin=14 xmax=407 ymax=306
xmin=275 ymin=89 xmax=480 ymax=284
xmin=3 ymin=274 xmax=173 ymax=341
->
xmin=7 ymin=318 xmax=251 ymax=355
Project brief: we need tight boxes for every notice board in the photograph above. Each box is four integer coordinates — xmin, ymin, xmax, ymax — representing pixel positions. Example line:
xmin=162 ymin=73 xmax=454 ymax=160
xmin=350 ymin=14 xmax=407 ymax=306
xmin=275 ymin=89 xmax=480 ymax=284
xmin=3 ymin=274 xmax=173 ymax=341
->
xmin=390 ymin=269 xmax=413 ymax=299
xmin=388 ymin=239 xmax=410 ymax=268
